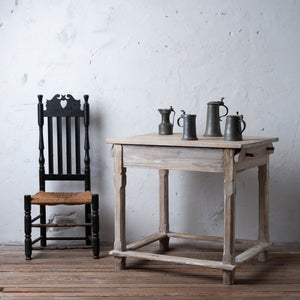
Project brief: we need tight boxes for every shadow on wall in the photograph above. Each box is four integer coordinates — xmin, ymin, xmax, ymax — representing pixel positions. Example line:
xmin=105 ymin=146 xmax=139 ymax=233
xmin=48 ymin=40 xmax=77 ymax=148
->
xmin=169 ymin=168 xmax=260 ymax=240
xmin=42 ymin=102 xmax=108 ymax=240
xmin=269 ymin=177 xmax=300 ymax=243
xmin=173 ymin=166 xmax=300 ymax=244
xmin=89 ymin=105 xmax=115 ymax=241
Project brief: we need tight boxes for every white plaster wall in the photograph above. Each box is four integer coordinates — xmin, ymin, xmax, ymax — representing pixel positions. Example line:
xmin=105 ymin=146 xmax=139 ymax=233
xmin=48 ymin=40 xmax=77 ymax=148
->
xmin=0 ymin=0 xmax=299 ymax=245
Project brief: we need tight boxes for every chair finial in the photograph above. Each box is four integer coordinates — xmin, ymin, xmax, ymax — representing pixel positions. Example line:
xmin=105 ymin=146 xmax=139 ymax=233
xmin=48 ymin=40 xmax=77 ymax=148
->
xmin=84 ymin=95 xmax=89 ymax=103
xmin=38 ymin=95 xmax=43 ymax=103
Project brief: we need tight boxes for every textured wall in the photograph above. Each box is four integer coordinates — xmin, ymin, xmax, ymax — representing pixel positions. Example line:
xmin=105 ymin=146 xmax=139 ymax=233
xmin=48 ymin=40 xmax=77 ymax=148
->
xmin=0 ymin=0 xmax=299 ymax=244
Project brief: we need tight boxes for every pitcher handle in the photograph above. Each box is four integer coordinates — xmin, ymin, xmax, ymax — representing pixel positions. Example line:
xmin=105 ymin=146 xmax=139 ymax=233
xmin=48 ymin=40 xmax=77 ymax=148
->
xmin=177 ymin=117 xmax=183 ymax=127
xmin=177 ymin=110 xmax=185 ymax=127
xmin=170 ymin=106 xmax=176 ymax=125
xmin=220 ymin=104 xmax=228 ymax=119
xmin=240 ymin=115 xmax=246 ymax=133
xmin=219 ymin=98 xmax=228 ymax=119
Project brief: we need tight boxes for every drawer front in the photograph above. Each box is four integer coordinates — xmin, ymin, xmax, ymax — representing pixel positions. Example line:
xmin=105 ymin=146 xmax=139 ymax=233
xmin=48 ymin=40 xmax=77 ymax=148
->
xmin=123 ymin=145 xmax=224 ymax=173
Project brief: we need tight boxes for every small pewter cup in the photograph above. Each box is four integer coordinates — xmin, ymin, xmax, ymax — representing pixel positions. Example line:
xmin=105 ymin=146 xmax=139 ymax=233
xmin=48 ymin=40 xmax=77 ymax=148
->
xmin=177 ymin=110 xmax=198 ymax=141
xmin=224 ymin=112 xmax=246 ymax=141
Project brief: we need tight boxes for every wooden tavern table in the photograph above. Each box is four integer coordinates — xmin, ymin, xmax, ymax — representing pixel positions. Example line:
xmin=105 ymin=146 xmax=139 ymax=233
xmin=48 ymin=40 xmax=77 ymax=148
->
xmin=107 ymin=133 xmax=278 ymax=284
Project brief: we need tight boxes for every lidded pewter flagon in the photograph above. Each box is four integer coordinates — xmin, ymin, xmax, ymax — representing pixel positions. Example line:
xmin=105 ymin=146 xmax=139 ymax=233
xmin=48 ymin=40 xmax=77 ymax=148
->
xmin=203 ymin=97 xmax=228 ymax=137
xmin=177 ymin=110 xmax=198 ymax=141
xmin=158 ymin=106 xmax=175 ymax=135
xmin=224 ymin=112 xmax=246 ymax=141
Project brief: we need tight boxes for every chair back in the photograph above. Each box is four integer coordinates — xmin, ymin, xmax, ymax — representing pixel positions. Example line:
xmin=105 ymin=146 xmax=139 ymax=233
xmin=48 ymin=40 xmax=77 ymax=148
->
xmin=37 ymin=94 xmax=91 ymax=191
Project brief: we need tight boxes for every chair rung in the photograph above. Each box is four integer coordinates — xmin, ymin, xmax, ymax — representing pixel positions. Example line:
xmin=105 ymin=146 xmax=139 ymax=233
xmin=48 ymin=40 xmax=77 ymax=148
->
xmin=32 ymin=223 xmax=92 ymax=228
xmin=46 ymin=237 xmax=87 ymax=241
xmin=31 ymin=214 xmax=42 ymax=223
xmin=32 ymin=237 xmax=42 ymax=245
xmin=32 ymin=245 xmax=92 ymax=250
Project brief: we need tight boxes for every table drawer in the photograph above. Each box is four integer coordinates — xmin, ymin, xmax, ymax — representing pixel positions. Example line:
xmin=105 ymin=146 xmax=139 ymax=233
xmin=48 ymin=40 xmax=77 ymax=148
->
xmin=122 ymin=145 xmax=224 ymax=172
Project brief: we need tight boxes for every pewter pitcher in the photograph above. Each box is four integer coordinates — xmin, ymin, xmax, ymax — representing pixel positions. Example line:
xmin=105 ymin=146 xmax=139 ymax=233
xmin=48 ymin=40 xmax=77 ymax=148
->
xmin=158 ymin=106 xmax=175 ymax=135
xmin=203 ymin=97 xmax=228 ymax=137
xmin=177 ymin=110 xmax=198 ymax=140
xmin=224 ymin=112 xmax=246 ymax=141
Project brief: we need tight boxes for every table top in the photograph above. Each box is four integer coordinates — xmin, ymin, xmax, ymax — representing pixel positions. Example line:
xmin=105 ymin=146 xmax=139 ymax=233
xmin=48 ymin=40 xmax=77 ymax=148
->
xmin=107 ymin=133 xmax=278 ymax=149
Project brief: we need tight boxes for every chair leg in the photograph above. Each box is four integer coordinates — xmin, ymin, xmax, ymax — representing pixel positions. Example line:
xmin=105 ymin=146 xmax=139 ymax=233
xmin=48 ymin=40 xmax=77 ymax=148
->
xmin=40 ymin=205 xmax=46 ymax=247
xmin=24 ymin=195 xmax=32 ymax=260
xmin=92 ymin=194 xmax=100 ymax=259
xmin=85 ymin=204 xmax=92 ymax=245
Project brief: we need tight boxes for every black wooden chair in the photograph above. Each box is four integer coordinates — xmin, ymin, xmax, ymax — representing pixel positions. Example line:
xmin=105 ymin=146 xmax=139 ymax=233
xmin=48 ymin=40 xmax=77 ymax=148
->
xmin=24 ymin=94 xmax=100 ymax=260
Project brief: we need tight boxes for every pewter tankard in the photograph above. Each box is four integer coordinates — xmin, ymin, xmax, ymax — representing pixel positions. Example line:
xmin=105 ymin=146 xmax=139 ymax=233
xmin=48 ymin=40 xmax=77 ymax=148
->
xmin=177 ymin=110 xmax=198 ymax=140
xmin=203 ymin=97 xmax=228 ymax=137
xmin=158 ymin=106 xmax=175 ymax=135
xmin=224 ymin=112 xmax=246 ymax=141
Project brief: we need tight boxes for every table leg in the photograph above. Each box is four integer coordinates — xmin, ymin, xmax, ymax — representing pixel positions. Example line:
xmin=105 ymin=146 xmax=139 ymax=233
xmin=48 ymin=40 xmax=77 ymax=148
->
xmin=113 ymin=145 xmax=127 ymax=270
xmin=258 ymin=158 xmax=270 ymax=262
xmin=159 ymin=169 xmax=169 ymax=250
xmin=223 ymin=149 xmax=236 ymax=285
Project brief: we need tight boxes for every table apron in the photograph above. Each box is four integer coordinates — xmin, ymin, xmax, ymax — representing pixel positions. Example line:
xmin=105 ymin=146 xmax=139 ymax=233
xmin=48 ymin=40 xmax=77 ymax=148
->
xmin=235 ymin=144 xmax=273 ymax=171
xmin=122 ymin=145 xmax=224 ymax=172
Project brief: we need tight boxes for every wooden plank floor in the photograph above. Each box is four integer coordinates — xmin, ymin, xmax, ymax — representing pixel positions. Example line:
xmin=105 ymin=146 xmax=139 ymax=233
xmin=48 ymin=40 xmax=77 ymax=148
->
xmin=0 ymin=243 xmax=299 ymax=299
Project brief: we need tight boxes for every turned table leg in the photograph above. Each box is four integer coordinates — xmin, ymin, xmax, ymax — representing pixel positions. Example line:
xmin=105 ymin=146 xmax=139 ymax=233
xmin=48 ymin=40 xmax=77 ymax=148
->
xmin=159 ymin=169 xmax=170 ymax=250
xmin=258 ymin=158 xmax=270 ymax=262
xmin=223 ymin=149 xmax=236 ymax=285
xmin=113 ymin=145 xmax=127 ymax=270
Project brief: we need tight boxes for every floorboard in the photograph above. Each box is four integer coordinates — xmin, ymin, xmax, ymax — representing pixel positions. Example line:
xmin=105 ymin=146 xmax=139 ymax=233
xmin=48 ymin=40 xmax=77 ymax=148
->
xmin=0 ymin=243 xmax=299 ymax=299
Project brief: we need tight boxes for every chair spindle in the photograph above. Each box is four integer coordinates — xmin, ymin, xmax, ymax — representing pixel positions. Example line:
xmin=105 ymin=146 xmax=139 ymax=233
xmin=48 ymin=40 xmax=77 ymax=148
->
xmin=47 ymin=117 xmax=54 ymax=174
xmin=66 ymin=116 xmax=72 ymax=174
xmin=38 ymin=95 xmax=45 ymax=191
xmin=75 ymin=117 xmax=81 ymax=174
xmin=84 ymin=95 xmax=90 ymax=191
xmin=57 ymin=117 xmax=63 ymax=174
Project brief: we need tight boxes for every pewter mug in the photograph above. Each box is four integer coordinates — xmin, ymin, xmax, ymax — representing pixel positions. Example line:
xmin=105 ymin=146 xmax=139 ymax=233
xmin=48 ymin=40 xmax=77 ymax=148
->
xmin=203 ymin=97 xmax=228 ymax=137
xmin=177 ymin=110 xmax=198 ymax=140
xmin=224 ymin=112 xmax=246 ymax=141
xmin=158 ymin=106 xmax=175 ymax=135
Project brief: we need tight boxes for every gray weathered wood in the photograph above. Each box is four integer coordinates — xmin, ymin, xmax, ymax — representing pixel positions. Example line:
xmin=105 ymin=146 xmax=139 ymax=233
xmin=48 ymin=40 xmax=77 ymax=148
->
xmin=126 ymin=232 xmax=166 ymax=250
xmin=235 ymin=242 xmax=271 ymax=265
xmin=223 ymin=149 xmax=236 ymax=285
xmin=258 ymin=159 xmax=270 ymax=262
xmin=235 ymin=144 xmax=273 ymax=171
xmin=123 ymin=145 xmax=224 ymax=172
xmin=109 ymin=250 xmax=235 ymax=271
xmin=113 ymin=144 xmax=127 ymax=270
xmin=108 ymin=133 xmax=278 ymax=285
xmin=107 ymin=133 xmax=278 ymax=150
xmin=159 ymin=169 xmax=170 ymax=250
xmin=167 ymin=232 xmax=258 ymax=245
